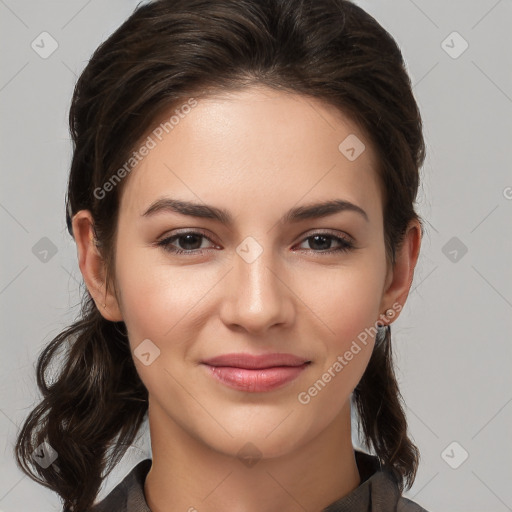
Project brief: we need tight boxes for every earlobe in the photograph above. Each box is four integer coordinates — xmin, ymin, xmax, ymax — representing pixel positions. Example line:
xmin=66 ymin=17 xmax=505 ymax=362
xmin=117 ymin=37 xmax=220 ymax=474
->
xmin=71 ymin=210 xmax=123 ymax=322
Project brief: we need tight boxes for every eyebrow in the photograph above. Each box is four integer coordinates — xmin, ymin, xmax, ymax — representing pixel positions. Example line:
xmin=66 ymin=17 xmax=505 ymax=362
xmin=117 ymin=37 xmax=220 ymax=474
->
xmin=141 ymin=197 xmax=369 ymax=224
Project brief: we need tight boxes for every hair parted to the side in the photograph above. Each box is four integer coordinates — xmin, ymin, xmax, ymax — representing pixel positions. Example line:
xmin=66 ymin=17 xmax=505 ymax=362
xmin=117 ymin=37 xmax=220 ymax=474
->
xmin=15 ymin=0 xmax=426 ymax=510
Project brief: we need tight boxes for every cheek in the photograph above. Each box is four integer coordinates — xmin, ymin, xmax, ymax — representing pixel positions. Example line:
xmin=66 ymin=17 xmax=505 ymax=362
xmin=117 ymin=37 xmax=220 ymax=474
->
xmin=300 ymin=260 xmax=384 ymax=387
xmin=115 ymin=248 xmax=209 ymax=345
xmin=297 ymin=282 xmax=379 ymax=414
xmin=114 ymin=255 xmax=203 ymax=402
xmin=304 ymin=261 xmax=384 ymax=341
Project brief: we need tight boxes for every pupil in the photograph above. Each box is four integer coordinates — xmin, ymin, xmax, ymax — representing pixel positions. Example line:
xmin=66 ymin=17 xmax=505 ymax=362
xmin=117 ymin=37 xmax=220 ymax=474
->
xmin=311 ymin=235 xmax=330 ymax=250
xmin=180 ymin=234 xmax=201 ymax=250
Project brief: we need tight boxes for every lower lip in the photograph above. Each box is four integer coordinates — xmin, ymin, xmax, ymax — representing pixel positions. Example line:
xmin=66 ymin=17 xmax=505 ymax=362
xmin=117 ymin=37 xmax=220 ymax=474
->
xmin=202 ymin=363 xmax=310 ymax=392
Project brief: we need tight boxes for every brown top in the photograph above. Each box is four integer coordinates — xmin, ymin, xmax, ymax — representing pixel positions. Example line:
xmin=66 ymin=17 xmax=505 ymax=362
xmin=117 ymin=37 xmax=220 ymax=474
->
xmin=89 ymin=450 xmax=428 ymax=511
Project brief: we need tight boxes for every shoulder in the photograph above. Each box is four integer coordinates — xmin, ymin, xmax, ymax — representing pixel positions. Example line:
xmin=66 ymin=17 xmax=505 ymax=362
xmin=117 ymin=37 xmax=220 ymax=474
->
xmin=355 ymin=450 xmax=430 ymax=512
xmin=363 ymin=470 xmax=430 ymax=512
xmin=89 ymin=459 xmax=152 ymax=512
xmin=397 ymin=496 xmax=430 ymax=511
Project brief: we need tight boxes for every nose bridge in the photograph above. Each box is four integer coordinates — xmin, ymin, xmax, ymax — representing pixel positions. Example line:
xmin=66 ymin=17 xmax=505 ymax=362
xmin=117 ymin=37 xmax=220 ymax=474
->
xmin=221 ymin=236 xmax=290 ymax=330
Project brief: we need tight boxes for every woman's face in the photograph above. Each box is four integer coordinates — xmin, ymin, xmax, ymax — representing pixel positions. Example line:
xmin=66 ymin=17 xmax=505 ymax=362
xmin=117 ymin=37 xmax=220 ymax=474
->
xmin=108 ymin=85 xmax=395 ymax=458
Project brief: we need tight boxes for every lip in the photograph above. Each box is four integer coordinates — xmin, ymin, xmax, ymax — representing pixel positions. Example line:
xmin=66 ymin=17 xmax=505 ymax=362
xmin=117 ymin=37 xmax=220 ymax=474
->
xmin=200 ymin=353 xmax=312 ymax=392
xmin=200 ymin=352 xmax=311 ymax=369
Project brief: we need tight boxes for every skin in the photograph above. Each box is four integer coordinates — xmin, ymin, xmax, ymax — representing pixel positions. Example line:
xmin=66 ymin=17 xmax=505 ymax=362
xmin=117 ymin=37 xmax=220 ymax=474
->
xmin=72 ymin=85 xmax=421 ymax=512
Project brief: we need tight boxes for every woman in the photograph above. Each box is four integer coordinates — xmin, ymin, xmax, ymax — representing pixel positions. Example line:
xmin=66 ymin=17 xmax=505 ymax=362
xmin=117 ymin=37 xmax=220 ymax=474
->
xmin=15 ymin=0 xmax=429 ymax=511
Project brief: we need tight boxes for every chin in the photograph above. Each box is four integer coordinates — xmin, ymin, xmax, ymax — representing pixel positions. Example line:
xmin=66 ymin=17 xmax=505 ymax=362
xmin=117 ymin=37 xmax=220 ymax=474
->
xmin=198 ymin=418 xmax=313 ymax=463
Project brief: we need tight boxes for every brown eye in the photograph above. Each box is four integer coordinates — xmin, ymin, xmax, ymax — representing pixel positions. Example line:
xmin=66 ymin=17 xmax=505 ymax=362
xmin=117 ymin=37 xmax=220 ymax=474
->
xmin=156 ymin=231 xmax=217 ymax=255
xmin=295 ymin=232 xmax=355 ymax=254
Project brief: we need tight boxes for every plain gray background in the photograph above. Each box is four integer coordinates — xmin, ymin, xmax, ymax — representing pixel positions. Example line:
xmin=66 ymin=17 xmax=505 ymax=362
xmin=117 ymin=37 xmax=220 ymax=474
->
xmin=1 ymin=1 xmax=511 ymax=511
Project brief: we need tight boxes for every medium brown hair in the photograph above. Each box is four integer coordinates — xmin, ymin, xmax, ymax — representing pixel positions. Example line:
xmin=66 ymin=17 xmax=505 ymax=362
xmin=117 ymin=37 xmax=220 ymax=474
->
xmin=15 ymin=1 xmax=426 ymax=510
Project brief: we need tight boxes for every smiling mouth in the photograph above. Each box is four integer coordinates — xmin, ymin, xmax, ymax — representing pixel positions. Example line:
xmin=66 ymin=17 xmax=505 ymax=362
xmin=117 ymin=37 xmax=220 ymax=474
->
xmin=201 ymin=362 xmax=311 ymax=392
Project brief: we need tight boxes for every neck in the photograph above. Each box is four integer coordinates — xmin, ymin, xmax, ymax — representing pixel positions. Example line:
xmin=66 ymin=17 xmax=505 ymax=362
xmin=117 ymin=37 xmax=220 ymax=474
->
xmin=144 ymin=399 xmax=361 ymax=512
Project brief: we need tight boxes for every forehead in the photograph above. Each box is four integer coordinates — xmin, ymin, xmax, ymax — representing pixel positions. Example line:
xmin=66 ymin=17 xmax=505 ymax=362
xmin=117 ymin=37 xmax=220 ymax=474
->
xmin=119 ymin=85 xmax=382 ymax=224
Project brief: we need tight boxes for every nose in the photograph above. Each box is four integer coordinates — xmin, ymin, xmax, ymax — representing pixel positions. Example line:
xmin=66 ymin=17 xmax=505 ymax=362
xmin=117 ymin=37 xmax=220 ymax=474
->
xmin=219 ymin=243 xmax=294 ymax=334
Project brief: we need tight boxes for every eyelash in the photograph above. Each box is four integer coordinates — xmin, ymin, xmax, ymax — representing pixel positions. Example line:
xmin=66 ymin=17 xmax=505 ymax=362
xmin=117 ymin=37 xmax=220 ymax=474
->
xmin=155 ymin=229 xmax=355 ymax=256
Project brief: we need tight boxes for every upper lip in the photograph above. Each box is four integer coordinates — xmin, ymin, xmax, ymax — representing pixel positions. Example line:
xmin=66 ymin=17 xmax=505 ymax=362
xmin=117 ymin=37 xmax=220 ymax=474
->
xmin=201 ymin=353 xmax=311 ymax=369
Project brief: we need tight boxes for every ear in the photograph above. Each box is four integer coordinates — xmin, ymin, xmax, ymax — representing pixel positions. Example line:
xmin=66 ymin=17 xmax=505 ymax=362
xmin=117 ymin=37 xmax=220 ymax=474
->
xmin=71 ymin=210 xmax=123 ymax=322
xmin=378 ymin=219 xmax=422 ymax=325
